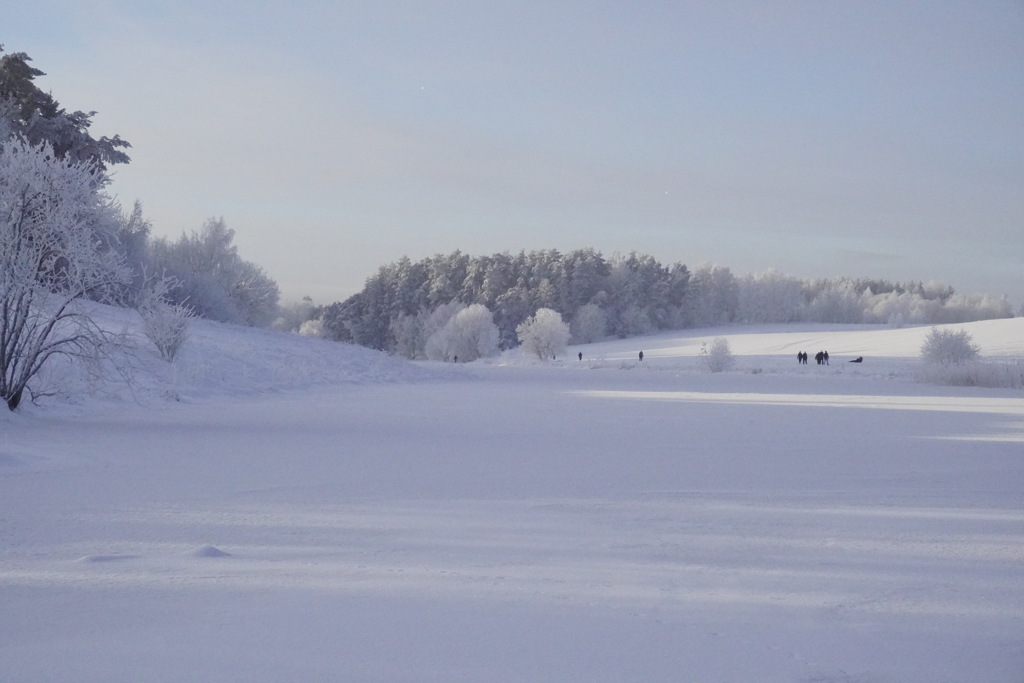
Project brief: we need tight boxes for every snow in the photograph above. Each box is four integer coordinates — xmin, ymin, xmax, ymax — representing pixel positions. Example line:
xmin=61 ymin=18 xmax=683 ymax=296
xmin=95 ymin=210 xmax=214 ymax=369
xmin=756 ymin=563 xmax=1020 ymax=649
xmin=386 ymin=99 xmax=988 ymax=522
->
xmin=2 ymin=310 xmax=1023 ymax=682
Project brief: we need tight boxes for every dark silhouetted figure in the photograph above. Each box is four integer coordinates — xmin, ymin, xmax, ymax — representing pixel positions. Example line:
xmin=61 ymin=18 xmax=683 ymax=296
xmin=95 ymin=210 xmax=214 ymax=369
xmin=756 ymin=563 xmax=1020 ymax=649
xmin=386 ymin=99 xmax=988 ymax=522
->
xmin=823 ymin=351 xmax=829 ymax=365
xmin=453 ymin=355 xmax=458 ymax=363
xmin=578 ymin=351 xmax=583 ymax=361
xmin=798 ymin=351 xmax=808 ymax=364
xmin=850 ymin=356 xmax=863 ymax=363
xmin=815 ymin=351 xmax=824 ymax=365
xmin=639 ymin=351 xmax=644 ymax=362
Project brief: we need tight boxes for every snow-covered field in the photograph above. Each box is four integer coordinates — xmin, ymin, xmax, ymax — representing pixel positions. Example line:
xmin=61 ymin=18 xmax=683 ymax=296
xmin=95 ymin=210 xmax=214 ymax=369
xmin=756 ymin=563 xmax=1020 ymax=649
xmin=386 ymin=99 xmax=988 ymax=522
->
xmin=2 ymin=312 xmax=1023 ymax=682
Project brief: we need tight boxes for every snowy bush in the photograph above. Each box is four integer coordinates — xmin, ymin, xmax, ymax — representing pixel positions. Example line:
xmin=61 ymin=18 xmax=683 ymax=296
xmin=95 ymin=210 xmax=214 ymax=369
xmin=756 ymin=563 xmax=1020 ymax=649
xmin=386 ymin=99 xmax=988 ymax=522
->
xmin=917 ymin=360 xmax=1024 ymax=389
xmin=138 ymin=300 xmax=193 ymax=362
xmin=517 ymin=308 xmax=570 ymax=360
xmin=702 ymin=337 xmax=735 ymax=373
xmin=298 ymin=317 xmax=325 ymax=338
xmin=920 ymin=328 xmax=979 ymax=366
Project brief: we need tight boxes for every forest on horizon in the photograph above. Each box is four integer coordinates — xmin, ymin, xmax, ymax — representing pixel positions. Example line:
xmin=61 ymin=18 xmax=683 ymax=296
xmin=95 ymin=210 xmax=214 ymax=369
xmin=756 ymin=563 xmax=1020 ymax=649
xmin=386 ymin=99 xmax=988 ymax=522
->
xmin=319 ymin=248 xmax=1016 ymax=358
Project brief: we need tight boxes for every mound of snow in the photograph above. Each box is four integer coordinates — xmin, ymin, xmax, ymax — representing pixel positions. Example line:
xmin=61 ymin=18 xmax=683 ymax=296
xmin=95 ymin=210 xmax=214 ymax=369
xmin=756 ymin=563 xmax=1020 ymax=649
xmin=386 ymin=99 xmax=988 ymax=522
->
xmin=25 ymin=301 xmax=447 ymax=410
xmin=188 ymin=545 xmax=231 ymax=558
xmin=75 ymin=554 xmax=139 ymax=563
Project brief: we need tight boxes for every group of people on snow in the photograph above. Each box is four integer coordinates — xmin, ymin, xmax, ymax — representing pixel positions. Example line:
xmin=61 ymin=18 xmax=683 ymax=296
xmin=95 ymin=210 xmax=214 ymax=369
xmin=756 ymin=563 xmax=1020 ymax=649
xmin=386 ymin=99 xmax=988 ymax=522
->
xmin=798 ymin=351 xmax=864 ymax=364
xmin=797 ymin=350 xmax=829 ymax=365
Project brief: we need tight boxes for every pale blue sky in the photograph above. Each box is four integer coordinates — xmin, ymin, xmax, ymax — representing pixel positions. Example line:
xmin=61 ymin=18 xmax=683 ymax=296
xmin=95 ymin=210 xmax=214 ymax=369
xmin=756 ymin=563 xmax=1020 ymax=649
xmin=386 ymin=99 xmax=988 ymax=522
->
xmin=6 ymin=1 xmax=1023 ymax=304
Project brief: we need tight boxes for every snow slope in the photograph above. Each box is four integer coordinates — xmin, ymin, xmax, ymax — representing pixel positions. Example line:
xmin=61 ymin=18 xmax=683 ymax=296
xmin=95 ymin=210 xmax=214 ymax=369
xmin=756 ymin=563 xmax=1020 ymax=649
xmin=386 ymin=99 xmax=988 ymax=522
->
xmin=1 ymin=313 xmax=1022 ymax=682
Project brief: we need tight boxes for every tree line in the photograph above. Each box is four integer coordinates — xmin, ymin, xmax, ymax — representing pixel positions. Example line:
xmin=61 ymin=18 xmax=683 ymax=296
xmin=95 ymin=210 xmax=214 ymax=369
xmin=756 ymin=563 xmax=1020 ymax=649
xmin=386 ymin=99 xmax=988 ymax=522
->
xmin=320 ymin=250 xmax=1015 ymax=358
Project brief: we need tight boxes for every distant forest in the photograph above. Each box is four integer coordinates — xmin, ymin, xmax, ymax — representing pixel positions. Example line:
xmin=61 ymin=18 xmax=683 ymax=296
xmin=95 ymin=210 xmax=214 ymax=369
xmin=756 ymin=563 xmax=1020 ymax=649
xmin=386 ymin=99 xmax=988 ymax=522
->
xmin=321 ymin=249 xmax=1014 ymax=357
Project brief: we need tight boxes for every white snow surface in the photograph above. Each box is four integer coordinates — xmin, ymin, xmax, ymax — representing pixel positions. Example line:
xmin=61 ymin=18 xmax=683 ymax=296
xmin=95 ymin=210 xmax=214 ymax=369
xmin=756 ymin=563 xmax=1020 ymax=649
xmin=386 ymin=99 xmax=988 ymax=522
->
xmin=2 ymin=310 xmax=1023 ymax=682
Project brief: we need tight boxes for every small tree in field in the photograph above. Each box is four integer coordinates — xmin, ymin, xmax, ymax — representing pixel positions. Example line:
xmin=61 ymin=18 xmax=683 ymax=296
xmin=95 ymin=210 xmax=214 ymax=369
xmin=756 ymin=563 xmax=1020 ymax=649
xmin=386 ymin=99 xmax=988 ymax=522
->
xmin=702 ymin=337 xmax=735 ymax=373
xmin=138 ymin=299 xmax=193 ymax=362
xmin=920 ymin=327 xmax=979 ymax=366
xmin=0 ymin=138 xmax=131 ymax=409
xmin=516 ymin=308 xmax=570 ymax=360
xmin=134 ymin=276 xmax=193 ymax=362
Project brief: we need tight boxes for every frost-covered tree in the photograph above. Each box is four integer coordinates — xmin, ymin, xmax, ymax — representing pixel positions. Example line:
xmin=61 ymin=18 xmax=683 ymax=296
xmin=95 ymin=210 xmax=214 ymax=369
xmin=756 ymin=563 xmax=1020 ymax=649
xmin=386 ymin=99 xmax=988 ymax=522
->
xmin=605 ymin=252 xmax=674 ymax=336
xmin=863 ymin=289 xmax=915 ymax=327
xmin=388 ymin=312 xmax=422 ymax=358
xmin=933 ymin=293 xmax=1014 ymax=324
xmin=516 ymin=308 xmax=570 ymax=360
xmin=230 ymin=259 xmax=280 ymax=327
xmin=493 ymin=283 xmax=534 ymax=349
xmin=738 ymin=269 xmax=803 ymax=323
xmin=0 ymin=138 xmax=131 ymax=409
xmin=425 ymin=303 xmax=499 ymax=362
xmin=107 ymin=200 xmax=152 ymax=305
xmin=149 ymin=217 xmax=279 ymax=327
xmin=0 ymin=46 xmax=131 ymax=170
xmin=570 ymin=302 xmax=607 ymax=344
xmin=420 ymin=301 xmax=464 ymax=360
xmin=686 ymin=263 xmax=738 ymax=326
xmin=803 ymin=279 xmax=864 ymax=324
xmin=920 ymin=328 xmax=979 ymax=366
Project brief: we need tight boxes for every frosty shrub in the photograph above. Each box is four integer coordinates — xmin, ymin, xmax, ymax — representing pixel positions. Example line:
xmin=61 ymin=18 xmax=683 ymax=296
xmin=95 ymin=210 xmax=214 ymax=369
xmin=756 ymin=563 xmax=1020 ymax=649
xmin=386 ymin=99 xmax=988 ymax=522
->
xmin=138 ymin=300 xmax=194 ymax=362
xmin=703 ymin=337 xmax=735 ymax=373
xmin=517 ymin=308 xmax=571 ymax=360
xmin=298 ymin=317 xmax=325 ymax=338
xmin=919 ymin=328 xmax=979 ymax=366
xmin=0 ymin=138 xmax=132 ymax=409
xmin=917 ymin=360 xmax=1024 ymax=389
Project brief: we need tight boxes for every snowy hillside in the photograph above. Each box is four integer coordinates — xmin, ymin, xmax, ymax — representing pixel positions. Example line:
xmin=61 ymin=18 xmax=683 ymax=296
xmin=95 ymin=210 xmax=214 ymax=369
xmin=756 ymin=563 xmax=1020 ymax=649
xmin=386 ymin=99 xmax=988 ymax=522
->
xmin=56 ymin=306 xmax=1024 ymax=410
xmin=16 ymin=302 xmax=1022 ymax=412
xmin=574 ymin=318 xmax=1024 ymax=361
